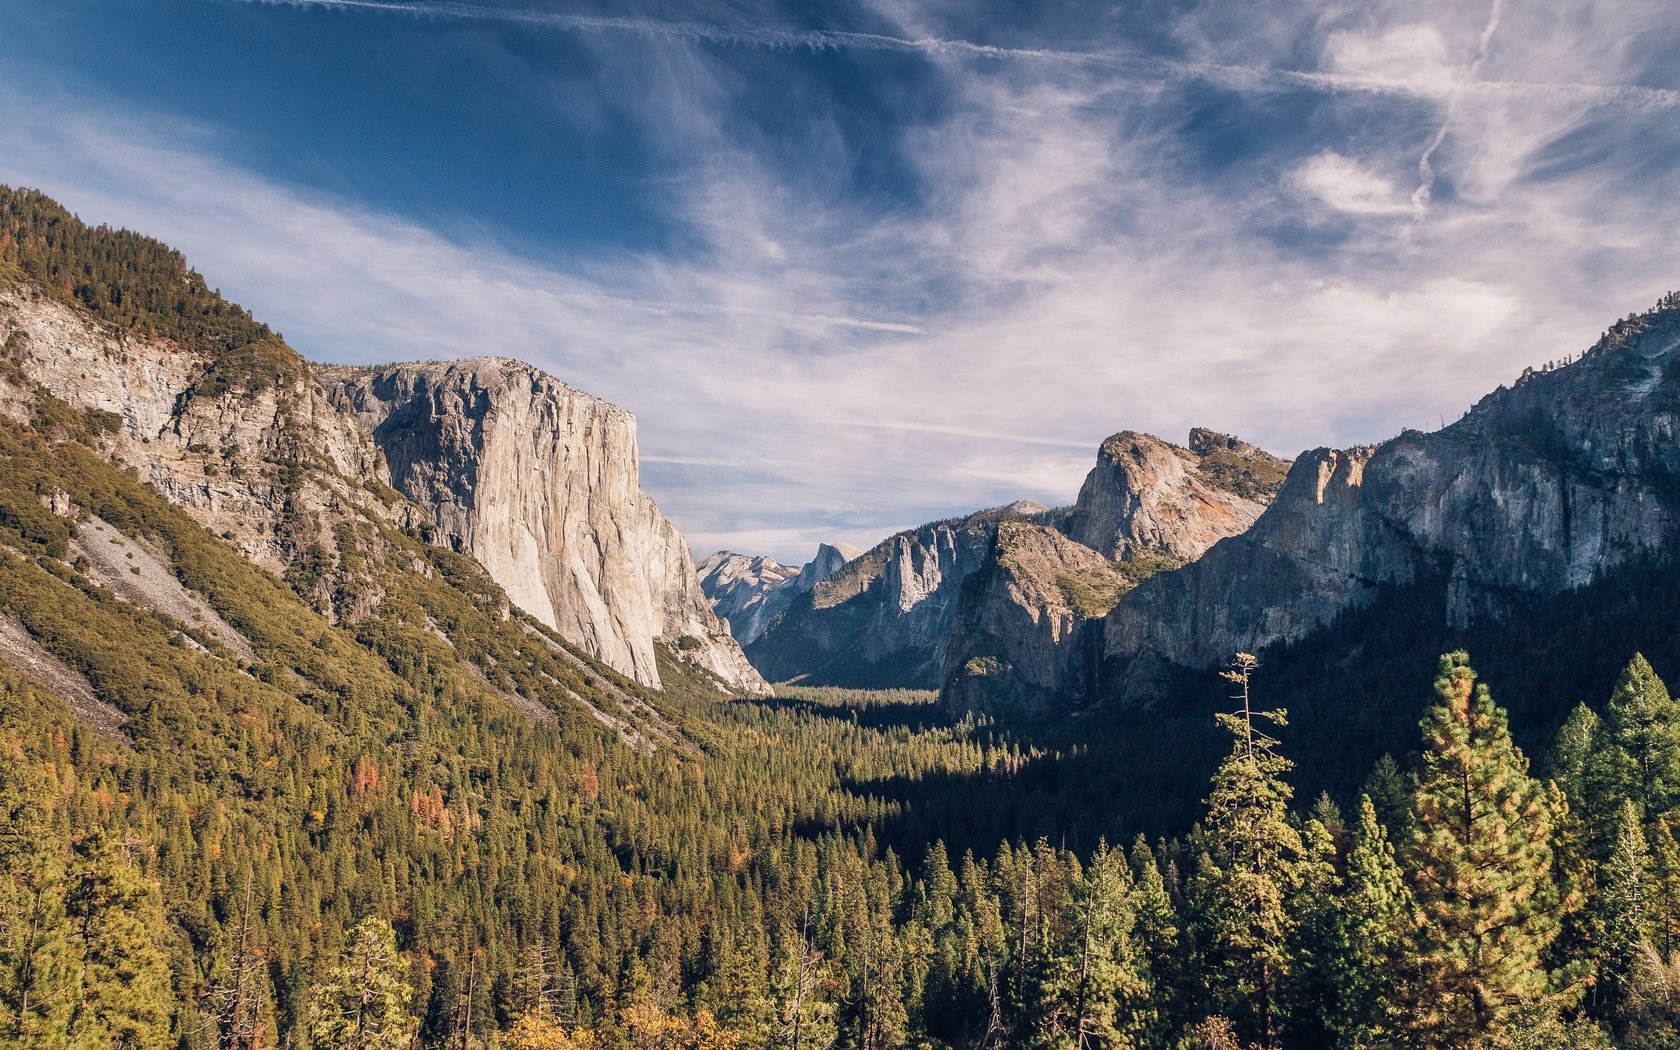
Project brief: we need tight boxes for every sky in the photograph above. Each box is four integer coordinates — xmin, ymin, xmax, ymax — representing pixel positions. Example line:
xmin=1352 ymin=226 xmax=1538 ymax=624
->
xmin=2 ymin=0 xmax=1679 ymax=563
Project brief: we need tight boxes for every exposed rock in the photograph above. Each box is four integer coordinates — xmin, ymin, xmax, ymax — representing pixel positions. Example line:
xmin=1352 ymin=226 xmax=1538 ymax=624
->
xmin=326 ymin=359 xmax=768 ymax=695
xmin=69 ymin=515 xmax=258 ymax=662
xmin=1066 ymin=430 xmax=1284 ymax=560
xmin=941 ymin=521 xmax=1132 ymax=719
xmin=1 ymin=285 xmax=766 ymax=698
xmin=698 ymin=552 xmax=800 ymax=645
xmin=0 ymin=614 xmax=128 ymax=744
xmin=0 ymin=288 xmax=393 ymax=601
xmin=746 ymin=503 xmax=1046 ymax=687
xmin=1097 ymin=296 xmax=1680 ymax=703
xmin=941 ymin=428 xmax=1280 ymax=716
xmin=792 ymin=542 xmax=864 ymax=593
xmin=697 ymin=541 xmax=863 ymax=645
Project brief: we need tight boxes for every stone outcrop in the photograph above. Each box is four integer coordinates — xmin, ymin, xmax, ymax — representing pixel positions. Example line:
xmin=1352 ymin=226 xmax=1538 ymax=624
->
xmin=698 ymin=553 xmax=801 ymax=645
xmin=697 ymin=541 xmax=862 ymax=646
xmin=0 ymin=286 xmax=765 ymax=697
xmin=326 ymin=360 xmax=768 ymax=694
xmin=746 ymin=502 xmax=1047 ymax=688
xmin=1066 ymin=429 xmax=1285 ymax=560
xmin=1096 ymin=297 xmax=1680 ymax=703
xmin=941 ymin=521 xmax=1129 ymax=718
xmin=942 ymin=429 xmax=1283 ymax=715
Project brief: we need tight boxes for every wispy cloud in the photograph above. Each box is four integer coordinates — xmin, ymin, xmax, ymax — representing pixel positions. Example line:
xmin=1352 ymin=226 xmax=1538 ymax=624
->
xmin=235 ymin=0 xmax=1680 ymax=110
xmin=5 ymin=0 xmax=1679 ymax=563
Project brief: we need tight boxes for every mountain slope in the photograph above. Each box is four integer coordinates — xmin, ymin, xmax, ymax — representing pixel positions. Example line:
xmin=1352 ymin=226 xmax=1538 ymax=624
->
xmin=326 ymin=361 xmax=766 ymax=693
xmin=697 ymin=541 xmax=862 ymax=645
xmin=942 ymin=429 xmax=1285 ymax=715
xmin=745 ymin=502 xmax=1048 ymax=687
xmin=0 ymin=185 xmax=762 ymax=696
xmin=1096 ymin=293 xmax=1680 ymax=704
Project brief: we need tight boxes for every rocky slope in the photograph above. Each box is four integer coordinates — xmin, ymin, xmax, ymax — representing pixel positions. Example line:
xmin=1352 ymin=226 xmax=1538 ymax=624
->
xmin=325 ymin=360 xmax=767 ymax=694
xmin=745 ymin=502 xmax=1047 ymax=687
xmin=1067 ymin=429 xmax=1285 ymax=559
xmin=697 ymin=541 xmax=861 ymax=645
xmin=0 ymin=187 xmax=763 ymax=699
xmin=942 ymin=430 xmax=1285 ymax=715
xmin=1093 ymin=294 xmax=1680 ymax=704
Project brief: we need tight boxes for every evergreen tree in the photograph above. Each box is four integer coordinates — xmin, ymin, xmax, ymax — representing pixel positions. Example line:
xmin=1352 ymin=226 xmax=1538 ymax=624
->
xmin=1595 ymin=655 xmax=1680 ymax=821
xmin=63 ymin=831 xmax=174 ymax=1050
xmin=1597 ymin=800 xmax=1654 ymax=1012
xmin=1031 ymin=844 xmax=1149 ymax=1049
xmin=0 ymin=769 xmax=75 ymax=1046
xmin=1188 ymin=654 xmax=1303 ymax=1048
xmin=1401 ymin=652 xmax=1576 ymax=1047
xmin=1326 ymin=796 xmax=1413 ymax=1047
xmin=307 ymin=917 xmax=417 ymax=1050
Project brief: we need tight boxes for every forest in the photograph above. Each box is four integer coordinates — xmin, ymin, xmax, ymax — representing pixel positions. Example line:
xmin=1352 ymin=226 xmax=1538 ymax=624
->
xmin=6 ymin=183 xmax=1680 ymax=1049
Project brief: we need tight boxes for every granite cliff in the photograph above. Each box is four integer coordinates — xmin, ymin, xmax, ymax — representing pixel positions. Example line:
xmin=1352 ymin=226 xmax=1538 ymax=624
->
xmin=942 ymin=430 xmax=1286 ymax=715
xmin=325 ymin=360 xmax=768 ymax=694
xmin=745 ymin=502 xmax=1047 ymax=687
xmin=1094 ymin=294 xmax=1680 ymax=704
xmin=0 ymin=189 xmax=763 ymax=698
xmin=698 ymin=541 xmax=861 ymax=645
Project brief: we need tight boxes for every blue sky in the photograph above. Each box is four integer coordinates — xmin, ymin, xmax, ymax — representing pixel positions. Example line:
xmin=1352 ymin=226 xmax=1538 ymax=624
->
xmin=3 ymin=0 xmax=1680 ymax=562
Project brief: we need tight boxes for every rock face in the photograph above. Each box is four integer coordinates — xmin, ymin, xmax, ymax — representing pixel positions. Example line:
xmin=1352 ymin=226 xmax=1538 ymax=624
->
xmin=0 ymin=288 xmax=389 ymax=598
xmin=1097 ymin=296 xmax=1680 ymax=703
xmin=941 ymin=521 xmax=1129 ymax=718
xmin=326 ymin=360 xmax=768 ymax=695
xmin=942 ymin=430 xmax=1285 ymax=715
xmin=0 ymin=284 xmax=765 ymax=697
xmin=697 ymin=552 xmax=800 ymax=645
xmin=746 ymin=502 xmax=1048 ymax=688
xmin=1067 ymin=429 xmax=1286 ymax=560
xmin=697 ymin=541 xmax=862 ymax=646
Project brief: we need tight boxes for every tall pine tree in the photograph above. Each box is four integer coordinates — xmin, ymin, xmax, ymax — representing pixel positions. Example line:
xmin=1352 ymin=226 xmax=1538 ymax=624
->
xmin=1188 ymin=654 xmax=1304 ymax=1048
xmin=1401 ymin=652 xmax=1577 ymax=1047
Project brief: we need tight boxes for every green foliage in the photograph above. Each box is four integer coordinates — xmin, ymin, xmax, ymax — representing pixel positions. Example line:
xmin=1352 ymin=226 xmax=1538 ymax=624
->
xmin=308 ymin=917 xmax=416 ymax=1050
xmin=1400 ymin=653 xmax=1578 ymax=1047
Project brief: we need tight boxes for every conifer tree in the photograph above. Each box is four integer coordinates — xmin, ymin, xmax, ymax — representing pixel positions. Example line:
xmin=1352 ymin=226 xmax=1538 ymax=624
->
xmin=1401 ymin=652 xmax=1575 ymax=1047
xmin=0 ymin=770 xmax=74 ymax=1046
xmin=1031 ymin=843 xmax=1149 ymax=1049
xmin=63 ymin=831 xmax=175 ymax=1050
xmin=307 ymin=917 xmax=417 ymax=1050
xmin=1327 ymin=796 xmax=1413 ymax=1047
xmin=1595 ymin=655 xmax=1680 ymax=821
xmin=1188 ymin=653 xmax=1303 ymax=1048
xmin=1597 ymin=800 xmax=1655 ymax=1011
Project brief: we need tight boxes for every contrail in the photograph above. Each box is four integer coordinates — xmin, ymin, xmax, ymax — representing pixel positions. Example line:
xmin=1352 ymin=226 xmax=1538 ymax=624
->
xmin=1412 ymin=0 xmax=1506 ymax=216
xmin=235 ymin=0 xmax=1680 ymax=112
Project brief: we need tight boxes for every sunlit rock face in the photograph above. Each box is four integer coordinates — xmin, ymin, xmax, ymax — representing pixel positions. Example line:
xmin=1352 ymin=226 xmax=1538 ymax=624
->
xmin=746 ymin=502 xmax=1048 ymax=688
xmin=327 ymin=358 xmax=768 ymax=695
xmin=942 ymin=430 xmax=1283 ymax=717
xmin=1099 ymin=304 xmax=1680 ymax=703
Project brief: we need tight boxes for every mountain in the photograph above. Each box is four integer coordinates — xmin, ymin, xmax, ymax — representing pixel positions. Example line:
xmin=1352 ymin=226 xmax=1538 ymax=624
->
xmin=697 ymin=551 xmax=799 ymax=644
xmin=1074 ymin=293 xmax=1680 ymax=708
xmin=325 ymin=360 xmax=765 ymax=693
xmin=943 ymin=430 xmax=1286 ymax=715
xmin=744 ymin=501 xmax=1048 ymax=687
xmin=696 ymin=540 xmax=861 ymax=645
xmin=0 ymin=185 xmax=763 ymax=698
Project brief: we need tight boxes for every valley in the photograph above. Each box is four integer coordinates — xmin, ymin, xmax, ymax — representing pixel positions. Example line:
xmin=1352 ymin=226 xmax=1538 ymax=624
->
xmin=5 ymin=185 xmax=1680 ymax=1050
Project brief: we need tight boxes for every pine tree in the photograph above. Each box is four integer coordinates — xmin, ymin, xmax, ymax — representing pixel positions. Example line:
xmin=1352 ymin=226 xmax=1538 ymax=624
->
xmin=1595 ymin=655 xmax=1680 ymax=821
xmin=1401 ymin=652 xmax=1576 ymax=1047
xmin=62 ymin=831 xmax=175 ymax=1050
xmin=1597 ymin=800 xmax=1654 ymax=1011
xmin=1188 ymin=653 xmax=1303 ymax=1048
xmin=307 ymin=917 xmax=417 ymax=1050
xmin=1327 ymin=796 xmax=1413 ymax=1047
xmin=1031 ymin=844 xmax=1150 ymax=1049
xmin=0 ymin=769 xmax=75 ymax=1046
